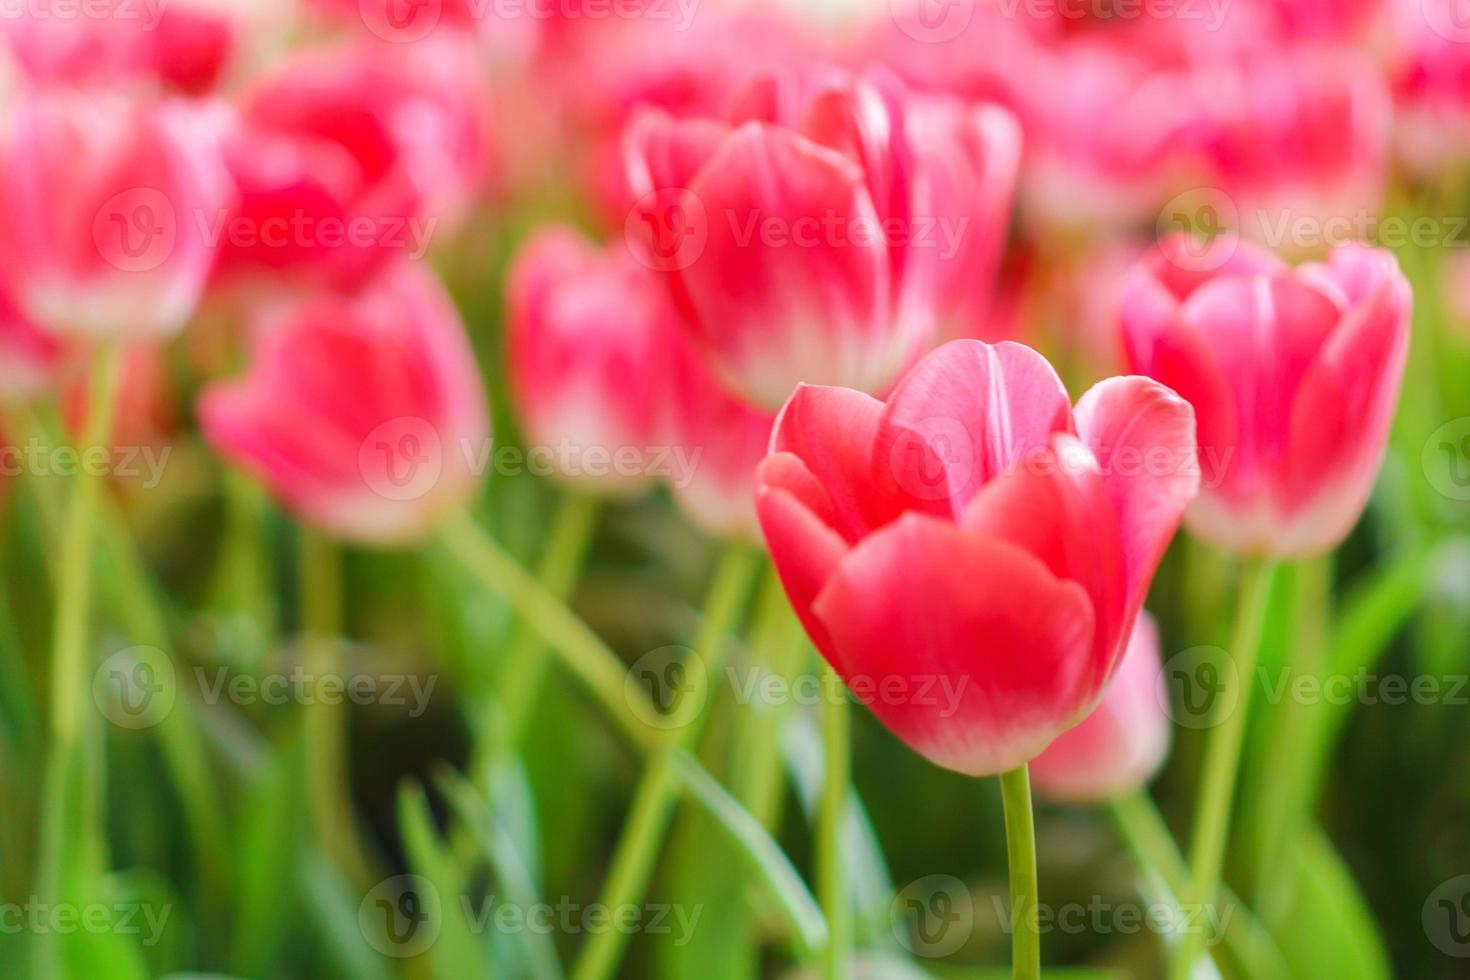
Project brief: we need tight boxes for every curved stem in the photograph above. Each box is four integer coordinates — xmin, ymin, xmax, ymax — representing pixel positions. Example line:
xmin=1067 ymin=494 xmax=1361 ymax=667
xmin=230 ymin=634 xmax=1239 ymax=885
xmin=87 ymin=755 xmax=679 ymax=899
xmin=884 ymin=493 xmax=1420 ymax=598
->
xmin=1170 ymin=560 xmax=1278 ymax=980
xmin=569 ymin=546 xmax=761 ymax=980
xmin=819 ymin=662 xmax=850 ymax=979
xmin=1000 ymin=764 xmax=1040 ymax=980
xmin=441 ymin=511 xmax=662 ymax=753
xmin=34 ymin=343 xmax=123 ymax=980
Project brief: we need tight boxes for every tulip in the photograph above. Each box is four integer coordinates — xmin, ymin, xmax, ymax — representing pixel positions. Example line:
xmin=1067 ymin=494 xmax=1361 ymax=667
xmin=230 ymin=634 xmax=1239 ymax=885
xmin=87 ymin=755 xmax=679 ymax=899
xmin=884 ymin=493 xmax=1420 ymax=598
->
xmin=756 ymin=339 xmax=1198 ymax=776
xmin=624 ymin=66 xmax=1020 ymax=410
xmin=0 ymin=91 xmax=232 ymax=339
xmin=506 ymin=227 xmax=668 ymax=498
xmin=216 ymin=39 xmax=493 ymax=291
xmin=1121 ymin=234 xmax=1411 ymax=557
xmin=1030 ymin=612 xmax=1170 ymax=803
xmin=198 ymin=262 xmax=488 ymax=546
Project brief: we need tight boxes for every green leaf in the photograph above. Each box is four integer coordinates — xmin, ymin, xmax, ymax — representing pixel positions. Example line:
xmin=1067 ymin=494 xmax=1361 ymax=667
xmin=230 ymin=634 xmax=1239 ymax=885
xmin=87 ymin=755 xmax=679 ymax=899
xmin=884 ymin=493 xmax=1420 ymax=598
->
xmin=1269 ymin=829 xmax=1391 ymax=980
xmin=397 ymin=779 xmax=492 ymax=980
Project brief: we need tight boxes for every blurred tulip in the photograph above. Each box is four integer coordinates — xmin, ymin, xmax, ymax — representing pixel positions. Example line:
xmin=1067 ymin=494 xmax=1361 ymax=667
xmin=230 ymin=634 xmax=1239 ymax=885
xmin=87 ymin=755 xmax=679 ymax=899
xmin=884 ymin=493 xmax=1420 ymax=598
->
xmin=756 ymin=340 xmax=1198 ymax=776
xmin=506 ymin=227 xmax=669 ymax=498
xmin=625 ymin=66 xmax=1020 ymax=410
xmin=1388 ymin=0 xmax=1470 ymax=173
xmin=216 ymin=38 xmax=493 ymax=290
xmin=0 ymin=90 xmax=232 ymax=338
xmin=199 ymin=262 xmax=488 ymax=546
xmin=1030 ymin=612 xmax=1170 ymax=802
xmin=63 ymin=344 xmax=177 ymax=452
xmin=1122 ymin=235 xmax=1410 ymax=557
xmin=662 ymin=327 xmax=776 ymax=541
xmin=0 ymin=284 xmax=61 ymax=400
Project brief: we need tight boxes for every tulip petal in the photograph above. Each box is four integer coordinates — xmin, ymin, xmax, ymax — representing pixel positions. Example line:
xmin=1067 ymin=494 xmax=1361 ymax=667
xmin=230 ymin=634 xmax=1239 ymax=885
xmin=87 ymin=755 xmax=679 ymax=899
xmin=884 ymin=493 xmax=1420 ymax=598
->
xmin=769 ymin=384 xmax=885 ymax=541
xmin=872 ymin=339 xmax=1073 ymax=524
xmin=812 ymin=513 xmax=1096 ymax=777
xmin=1073 ymin=375 xmax=1198 ymax=633
xmin=755 ymin=454 xmax=851 ymax=660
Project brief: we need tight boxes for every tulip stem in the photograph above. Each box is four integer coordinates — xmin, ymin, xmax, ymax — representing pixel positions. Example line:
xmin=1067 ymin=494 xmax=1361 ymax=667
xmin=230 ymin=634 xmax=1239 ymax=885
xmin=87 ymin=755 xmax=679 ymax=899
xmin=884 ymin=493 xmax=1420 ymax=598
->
xmin=569 ymin=545 xmax=760 ymax=980
xmin=819 ymin=661 xmax=850 ymax=979
xmin=1000 ymin=764 xmax=1040 ymax=980
xmin=34 ymin=341 xmax=123 ymax=980
xmin=1171 ymin=560 xmax=1278 ymax=980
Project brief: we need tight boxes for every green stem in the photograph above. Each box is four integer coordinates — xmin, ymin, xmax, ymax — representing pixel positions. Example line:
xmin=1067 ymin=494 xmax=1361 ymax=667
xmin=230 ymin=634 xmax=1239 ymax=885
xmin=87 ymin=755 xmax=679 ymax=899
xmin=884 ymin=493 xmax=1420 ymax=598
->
xmin=1170 ymin=560 xmax=1278 ymax=980
xmin=733 ymin=569 xmax=807 ymax=830
xmin=34 ymin=343 xmax=123 ymax=980
xmin=568 ymin=546 xmax=761 ymax=980
xmin=1000 ymin=765 xmax=1040 ymax=980
xmin=440 ymin=511 xmax=663 ymax=752
xmin=298 ymin=530 xmax=370 ymax=885
xmin=490 ymin=494 xmax=600 ymax=750
xmin=819 ymin=661 xmax=850 ymax=979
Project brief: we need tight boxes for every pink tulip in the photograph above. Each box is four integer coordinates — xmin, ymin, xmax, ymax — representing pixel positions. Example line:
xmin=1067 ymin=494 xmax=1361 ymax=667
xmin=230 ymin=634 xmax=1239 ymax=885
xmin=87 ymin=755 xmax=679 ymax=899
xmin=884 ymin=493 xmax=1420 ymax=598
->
xmin=624 ymin=66 xmax=1020 ymax=410
xmin=216 ymin=39 xmax=493 ymax=290
xmin=756 ymin=340 xmax=1198 ymax=776
xmin=199 ymin=262 xmax=488 ymax=546
xmin=1388 ymin=0 xmax=1470 ymax=173
xmin=1030 ymin=612 xmax=1171 ymax=803
xmin=506 ymin=227 xmax=669 ymax=498
xmin=0 ymin=90 xmax=232 ymax=338
xmin=1121 ymin=235 xmax=1410 ymax=557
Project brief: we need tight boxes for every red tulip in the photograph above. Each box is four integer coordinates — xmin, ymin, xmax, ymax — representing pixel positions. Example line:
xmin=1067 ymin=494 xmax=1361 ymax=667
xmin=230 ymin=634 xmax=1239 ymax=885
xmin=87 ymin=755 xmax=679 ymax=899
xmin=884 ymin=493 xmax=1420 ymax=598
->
xmin=199 ymin=262 xmax=488 ymax=546
xmin=756 ymin=340 xmax=1198 ymax=776
xmin=624 ymin=66 xmax=1019 ymax=410
xmin=1121 ymin=235 xmax=1410 ymax=557
xmin=0 ymin=90 xmax=232 ymax=338
xmin=1030 ymin=612 xmax=1170 ymax=803
xmin=506 ymin=227 xmax=669 ymax=498
xmin=216 ymin=39 xmax=493 ymax=291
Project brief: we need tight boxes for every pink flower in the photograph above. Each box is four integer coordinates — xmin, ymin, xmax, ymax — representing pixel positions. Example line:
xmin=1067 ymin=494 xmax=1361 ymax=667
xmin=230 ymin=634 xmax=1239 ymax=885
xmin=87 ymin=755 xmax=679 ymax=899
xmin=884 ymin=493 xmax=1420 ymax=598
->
xmin=624 ymin=66 xmax=1020 ymax=410
xmin=1121 ymin=235 xmax=1411 ymax=557
xmin=216 ymin=39 xmax=493 ymax=291
xmin=1030 ymin=612 xmax=1171 ymax=802
xmin=0 ymin=90 xmax=232 ymax=338
xmin=756 ymin=339 xmax=1198 ymax=776
xmin=506 ymin=227 xmax=669 ymax=498
xmin=199 ymin=261 xmax=488 ymax=546
xmin=0 ymin=283 xmax=61 ymax=400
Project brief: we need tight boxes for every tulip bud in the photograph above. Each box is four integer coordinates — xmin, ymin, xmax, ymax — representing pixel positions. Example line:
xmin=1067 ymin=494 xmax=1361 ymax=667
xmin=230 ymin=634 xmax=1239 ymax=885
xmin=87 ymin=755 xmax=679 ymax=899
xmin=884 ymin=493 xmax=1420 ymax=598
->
xmin=1121 ymin=235 xmax=1411 ymax=557
xmin=0 ymin=91 xmax=233 ymax=339
xmin=199 ymin=262 xmax=488 ymax=546
xmin=1030 ymin=612 xmax=1171 ymax=803
xmin=505 ymin=227 xmax=667 ymax=498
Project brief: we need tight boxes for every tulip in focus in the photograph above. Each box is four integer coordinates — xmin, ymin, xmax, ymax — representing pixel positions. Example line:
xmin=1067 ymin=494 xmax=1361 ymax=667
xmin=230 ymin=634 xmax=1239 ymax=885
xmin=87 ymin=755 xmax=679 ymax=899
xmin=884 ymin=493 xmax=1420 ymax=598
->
xmin=0 ymin=91 xmax=233 ymax=339
xmin=506 ymin=227 xmax=669 ymax=498
xmin=625 ymin=66 xmax=1020 ymax=410
xmin=756 ymin=340 xmax=1198 ymax=776
xmin=1030 ymin=612 xmax=1171 ymax=803
xmin=1121 ymin=234 xmax=1411 ymax=558
xmin=199 ymin=262 xmax=488 ymax=546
